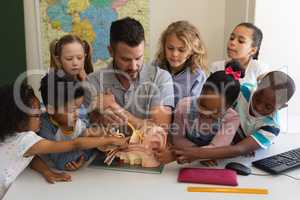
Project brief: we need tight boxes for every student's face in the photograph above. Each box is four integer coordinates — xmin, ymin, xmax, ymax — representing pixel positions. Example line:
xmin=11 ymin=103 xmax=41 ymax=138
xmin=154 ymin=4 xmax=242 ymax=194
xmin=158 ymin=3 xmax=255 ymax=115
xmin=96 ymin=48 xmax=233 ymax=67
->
xmin=197 ymin=90 xmax=225 ymax=125
xmin=164 ymin=34 xmax=191 ymax=71
xmin=59 ymin=42 xmax=85 ymax=77
xmin=250 ymin=88 xmax=276 ymax=116
xmin=109 ymin=41 xmax=144 ymax=81
xmin=27 ymin=97 xmax=42 ymax=132
xmin=227 ymin=26 xmax=257 ymax=63
xmin=52 ymin=97 xmax=83 ymax=128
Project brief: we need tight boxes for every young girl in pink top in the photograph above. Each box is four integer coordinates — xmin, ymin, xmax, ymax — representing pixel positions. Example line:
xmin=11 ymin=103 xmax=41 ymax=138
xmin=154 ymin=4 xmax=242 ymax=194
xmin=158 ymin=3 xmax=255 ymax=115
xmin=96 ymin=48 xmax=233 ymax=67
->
xmin=156 ymin=60 xmax=244 ymax=164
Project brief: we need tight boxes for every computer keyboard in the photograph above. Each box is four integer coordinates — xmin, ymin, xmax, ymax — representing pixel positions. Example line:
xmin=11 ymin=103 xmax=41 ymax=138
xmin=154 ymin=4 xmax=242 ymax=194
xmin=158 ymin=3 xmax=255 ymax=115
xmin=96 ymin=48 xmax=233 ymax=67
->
xmin=252 ymin=147 xmax=300 ymax=174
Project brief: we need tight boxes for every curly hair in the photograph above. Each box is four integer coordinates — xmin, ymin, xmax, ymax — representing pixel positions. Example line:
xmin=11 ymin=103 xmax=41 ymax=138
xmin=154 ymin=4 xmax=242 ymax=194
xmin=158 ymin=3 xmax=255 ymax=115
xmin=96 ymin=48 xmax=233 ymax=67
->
xmin=154 ymin=20 xmax=208 ymax=74
xmin=0 ymin=82 xmax=36 ymax=142
xmin=49 ymin=34 xmax=94 ymax=75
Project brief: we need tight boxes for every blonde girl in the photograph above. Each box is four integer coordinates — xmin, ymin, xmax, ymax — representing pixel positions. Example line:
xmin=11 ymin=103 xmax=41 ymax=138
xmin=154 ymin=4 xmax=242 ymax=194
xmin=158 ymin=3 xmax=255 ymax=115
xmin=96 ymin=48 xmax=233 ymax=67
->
xmin=154 ymin=20 xmax=208 ymax=106
xmin=50 ymin=34 xmax=93 ymax=81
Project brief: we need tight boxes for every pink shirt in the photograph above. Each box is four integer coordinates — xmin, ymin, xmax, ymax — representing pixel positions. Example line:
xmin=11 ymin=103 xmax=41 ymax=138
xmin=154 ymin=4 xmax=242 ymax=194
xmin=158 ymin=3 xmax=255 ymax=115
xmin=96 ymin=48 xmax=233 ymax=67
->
xmin=173 ymin=97 xmax=240 ymax=147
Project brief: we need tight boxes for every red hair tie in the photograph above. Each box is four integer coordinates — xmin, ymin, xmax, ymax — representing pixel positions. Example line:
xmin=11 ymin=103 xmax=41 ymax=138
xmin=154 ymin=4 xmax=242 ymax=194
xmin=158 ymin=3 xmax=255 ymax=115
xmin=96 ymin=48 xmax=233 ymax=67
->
xmin=225 ymin=66 xmax=241 ymax=80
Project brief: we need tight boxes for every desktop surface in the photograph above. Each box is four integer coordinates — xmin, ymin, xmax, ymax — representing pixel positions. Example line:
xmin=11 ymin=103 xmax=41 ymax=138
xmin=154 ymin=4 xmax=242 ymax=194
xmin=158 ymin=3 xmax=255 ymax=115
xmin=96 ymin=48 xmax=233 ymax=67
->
xmin=4 ymin=133 xmax=300 ymax=200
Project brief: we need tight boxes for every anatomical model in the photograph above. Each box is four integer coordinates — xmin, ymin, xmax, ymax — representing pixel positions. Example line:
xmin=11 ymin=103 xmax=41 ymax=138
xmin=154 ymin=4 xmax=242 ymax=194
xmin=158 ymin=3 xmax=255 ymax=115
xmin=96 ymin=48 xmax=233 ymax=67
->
xmin=100 ymin=123 xmax=167 ymax=168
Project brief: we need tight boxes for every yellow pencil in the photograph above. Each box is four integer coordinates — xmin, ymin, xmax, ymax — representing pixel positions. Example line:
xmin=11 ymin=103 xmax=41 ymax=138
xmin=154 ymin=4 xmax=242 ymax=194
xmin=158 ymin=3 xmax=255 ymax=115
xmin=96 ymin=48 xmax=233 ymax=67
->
xmin=187 ymin=186 xmax=268 ymax=195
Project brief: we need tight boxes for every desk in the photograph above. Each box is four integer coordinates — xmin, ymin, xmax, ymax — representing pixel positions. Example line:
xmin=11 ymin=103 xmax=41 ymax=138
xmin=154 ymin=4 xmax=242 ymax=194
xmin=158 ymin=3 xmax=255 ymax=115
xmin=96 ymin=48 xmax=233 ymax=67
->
xmin=4 ymin=133 xmax=300 ymax=200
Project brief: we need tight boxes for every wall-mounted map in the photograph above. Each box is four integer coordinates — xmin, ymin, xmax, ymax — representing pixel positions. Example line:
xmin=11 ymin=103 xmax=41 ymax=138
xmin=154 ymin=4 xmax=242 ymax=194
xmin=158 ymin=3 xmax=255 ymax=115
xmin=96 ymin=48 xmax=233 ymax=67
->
xmin=39 ymin=0 xmax=149 ymax=69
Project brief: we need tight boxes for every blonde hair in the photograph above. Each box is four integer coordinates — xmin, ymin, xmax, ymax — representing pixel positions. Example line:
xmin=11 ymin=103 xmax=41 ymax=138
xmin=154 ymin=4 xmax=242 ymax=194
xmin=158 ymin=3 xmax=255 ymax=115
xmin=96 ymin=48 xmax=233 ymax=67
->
xmin=154 ymin=20 xmax=208 ymax=73
xmin=49 ymin=34 xmax=94 ymax=74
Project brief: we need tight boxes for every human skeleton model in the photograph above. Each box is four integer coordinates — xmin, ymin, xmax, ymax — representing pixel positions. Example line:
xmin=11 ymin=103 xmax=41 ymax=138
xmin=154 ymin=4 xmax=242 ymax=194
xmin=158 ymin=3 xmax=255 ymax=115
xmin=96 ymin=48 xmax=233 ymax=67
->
xmin=99 ymin=123 xmax=167 ymax=167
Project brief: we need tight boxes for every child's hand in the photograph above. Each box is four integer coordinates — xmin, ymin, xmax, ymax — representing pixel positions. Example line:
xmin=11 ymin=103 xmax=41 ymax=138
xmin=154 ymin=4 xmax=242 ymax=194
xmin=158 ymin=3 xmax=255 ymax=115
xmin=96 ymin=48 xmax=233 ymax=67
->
xmin=154 ymin=148 xmax=176 ymax=164
xmin=102 ymin=106 xmax=128 ymax=125
xmin=64 ymin=155 xmax=86 ymax=171
xmin=108 ymin=136 xmax=130 ymax=149
xmin=42 ymin=170 xmax=72 ymax=184
xmin=77 ymin=68 xmax=87 ymax=81
xmin=172 ymin=147 xmax=200 ymax=164
xmin=200 ymin=159 xmax=218 ymax=167
xmin=172 ymin=136 xmax=195 ymax=149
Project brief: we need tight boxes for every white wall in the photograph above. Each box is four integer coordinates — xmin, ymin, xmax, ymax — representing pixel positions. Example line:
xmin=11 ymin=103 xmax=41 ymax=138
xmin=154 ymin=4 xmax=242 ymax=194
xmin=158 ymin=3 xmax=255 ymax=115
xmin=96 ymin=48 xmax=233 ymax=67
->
xmin=24 ymin=0 xmax=228 ymax=66
xmin=150 ymin=0 xmax=226 ymax=63
xmin=23 ymin=0 xmax=44 ymax=99
xmin=255 ymin=0 xmax=300 ymax=133
xmin=24 ymin=0 xmax=229 ymax=92
xmin=224 ymin=0 xmax=255 ymax=57
xmin=24 ymin=0 xmax=254 ymax=92
xmin=22 ymin=0 xmax=298 ymax=134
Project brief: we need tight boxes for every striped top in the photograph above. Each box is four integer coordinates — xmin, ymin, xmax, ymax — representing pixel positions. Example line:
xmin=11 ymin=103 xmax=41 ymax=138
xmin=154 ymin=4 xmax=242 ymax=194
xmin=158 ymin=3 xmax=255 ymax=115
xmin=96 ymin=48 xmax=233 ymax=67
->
xmin=235 ymin=83 xmax=280 ymax=149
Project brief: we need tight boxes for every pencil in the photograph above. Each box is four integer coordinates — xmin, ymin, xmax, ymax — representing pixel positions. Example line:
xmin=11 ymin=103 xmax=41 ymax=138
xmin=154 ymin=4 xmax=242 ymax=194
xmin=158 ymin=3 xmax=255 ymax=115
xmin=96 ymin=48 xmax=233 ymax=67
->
xmin=187 ymin=186 xmax=268 ymax=195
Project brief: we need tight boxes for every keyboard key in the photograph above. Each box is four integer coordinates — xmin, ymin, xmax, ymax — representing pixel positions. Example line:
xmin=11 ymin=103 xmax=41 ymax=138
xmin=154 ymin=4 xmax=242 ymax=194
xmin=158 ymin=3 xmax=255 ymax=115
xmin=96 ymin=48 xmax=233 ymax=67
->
xmin=252 ymin=147 xmax=300 ymax=174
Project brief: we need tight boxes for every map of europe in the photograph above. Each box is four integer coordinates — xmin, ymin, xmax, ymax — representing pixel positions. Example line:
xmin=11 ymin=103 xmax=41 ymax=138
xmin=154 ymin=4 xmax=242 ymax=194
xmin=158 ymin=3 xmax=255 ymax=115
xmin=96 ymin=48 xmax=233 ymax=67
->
xmin=39 ymin=0 xmax=149 ymax=68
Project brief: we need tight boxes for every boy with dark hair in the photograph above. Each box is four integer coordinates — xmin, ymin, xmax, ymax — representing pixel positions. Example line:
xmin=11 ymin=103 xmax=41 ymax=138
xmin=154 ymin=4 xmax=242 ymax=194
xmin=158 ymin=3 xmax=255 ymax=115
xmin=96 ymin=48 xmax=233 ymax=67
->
xmin=110 ymin=17 xmax=145 ymax=47
xmin=173 ymin=71 xmax=296 ymax=163
xmin=39 ymin=69 xmax=94 ymax=170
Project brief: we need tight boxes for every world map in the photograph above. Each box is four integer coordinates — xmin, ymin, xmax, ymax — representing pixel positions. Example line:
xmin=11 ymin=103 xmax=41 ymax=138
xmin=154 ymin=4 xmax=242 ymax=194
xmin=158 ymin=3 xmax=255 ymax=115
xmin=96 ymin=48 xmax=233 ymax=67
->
xmin=39 ymin=0 xmax=149 ymax=69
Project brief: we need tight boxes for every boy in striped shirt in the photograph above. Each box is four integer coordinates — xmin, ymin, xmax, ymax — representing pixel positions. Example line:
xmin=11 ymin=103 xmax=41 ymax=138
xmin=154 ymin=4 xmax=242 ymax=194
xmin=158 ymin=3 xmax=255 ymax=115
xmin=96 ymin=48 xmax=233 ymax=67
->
xmin=234 ymin=71 xmax=295 ymax=149
xmin=173 ymin=71 xmax=295 ymax=163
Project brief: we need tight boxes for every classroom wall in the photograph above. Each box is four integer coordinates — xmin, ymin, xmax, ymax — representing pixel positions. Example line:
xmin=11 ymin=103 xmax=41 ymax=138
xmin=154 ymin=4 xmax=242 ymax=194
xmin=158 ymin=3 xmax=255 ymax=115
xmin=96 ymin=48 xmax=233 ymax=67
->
xmin=254 ymin=0 xmax=300 ymax=133
xmin=224 ymin=0 xmax=255 ymax=55
xmin=24 ymin=0 xmax=252 ymax=92
xmin=150 ymin=0 xmax=253 ymax=63
xmin=150 ymin=0 xmax=226 ymax=63
xmin=24 ymin=0 xmax=228 ymax=92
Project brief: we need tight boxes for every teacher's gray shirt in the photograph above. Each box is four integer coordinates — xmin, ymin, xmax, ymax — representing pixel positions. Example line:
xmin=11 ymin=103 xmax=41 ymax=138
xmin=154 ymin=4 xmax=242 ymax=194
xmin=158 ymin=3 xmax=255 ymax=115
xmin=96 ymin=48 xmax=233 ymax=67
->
xmin=87 ymin=63 xmax=174 ymax=119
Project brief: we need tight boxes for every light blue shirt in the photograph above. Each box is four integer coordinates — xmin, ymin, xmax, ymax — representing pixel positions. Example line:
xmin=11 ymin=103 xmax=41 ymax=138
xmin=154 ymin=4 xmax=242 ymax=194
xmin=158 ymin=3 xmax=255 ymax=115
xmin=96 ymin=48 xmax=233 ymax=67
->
xmin=170 ymin=67 xmax=206 ymax=106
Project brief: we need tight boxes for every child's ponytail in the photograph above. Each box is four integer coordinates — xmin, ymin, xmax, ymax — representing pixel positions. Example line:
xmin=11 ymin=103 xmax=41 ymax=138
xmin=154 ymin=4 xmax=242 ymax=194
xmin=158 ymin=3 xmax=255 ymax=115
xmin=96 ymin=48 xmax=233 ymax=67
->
xmin=49 ymin=35 xmax=94 ymax=74
xmin=49 ymin=38 xmax=60 ymax=68
xmin=82 ymin=40 xmax=94 ymax=74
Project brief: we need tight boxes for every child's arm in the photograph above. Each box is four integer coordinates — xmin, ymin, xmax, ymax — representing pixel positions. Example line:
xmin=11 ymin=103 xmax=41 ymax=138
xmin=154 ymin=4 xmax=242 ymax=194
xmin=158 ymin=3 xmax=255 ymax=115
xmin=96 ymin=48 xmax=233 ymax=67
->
xmin=187 ymin=123 xmax=279 ymax=160
xmin=173 ymin=136 xmax=261 ymax=164
xmin=205 ymin=110 xmax=240 ymax=148
xmin=81 ymin=126 xmax=107 ymax=137
xmin=172 ymin=109 xmax=240 ymax=164
xmin=24 ymin=136 xmax=128 ymax=157
xmin=172 ymin=98 xmax=195 ymax=148
xmin=196 ymin=111 xmax=240 ymax=166
xmin=30 ymin=156 xmax=71 ymax=183
xmin=172 ymin=135 xmax=195 ymax=148
xmin=155 ymin=98 xmax=194 ymax=164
